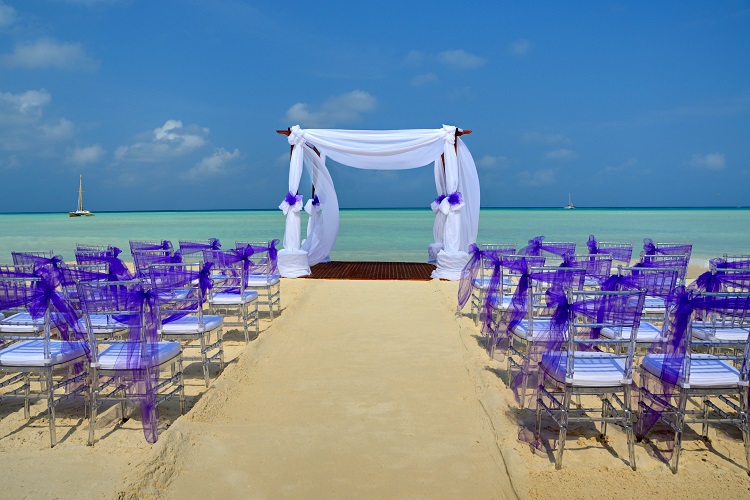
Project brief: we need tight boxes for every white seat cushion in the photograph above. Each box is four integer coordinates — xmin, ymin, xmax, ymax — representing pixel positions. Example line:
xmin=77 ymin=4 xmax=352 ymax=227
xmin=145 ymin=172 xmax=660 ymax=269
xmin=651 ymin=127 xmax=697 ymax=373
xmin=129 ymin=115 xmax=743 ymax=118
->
xmin=510 ymin=319 xmax=556 ymax=341
xmin=96 ymin=341 xmax=181 ymax=370
xmin=210 ymin=291 xmax=258 ymax=305
xmin=160 ymin=315 xmax=223 ymax=335
xmin=643 ymin=296 xmax=666 ymax=314
xmin=0 ymin=339 xmax=87 ymax=367
xmin=541 ymin=351 xmax=628 ymax=387
xmin=0 ymin=312 xmax=45 ymax=333
xmin=600 ymin=321 xmax=662 ymax=342
xmin=692 ymin=325 xmax=750 ymax=342
xmin=641 ymin=353 xmax=740 ymax=388
xmin=487 ymin=294 xmax=513 ymax=310
xmin=245 ymin=274 xmax=280 ymax=287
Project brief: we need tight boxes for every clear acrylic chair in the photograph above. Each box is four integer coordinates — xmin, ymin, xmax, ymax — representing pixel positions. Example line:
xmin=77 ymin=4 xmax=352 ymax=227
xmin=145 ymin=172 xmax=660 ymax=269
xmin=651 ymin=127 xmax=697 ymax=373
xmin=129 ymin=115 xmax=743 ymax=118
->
xmin=595 ymin=241 xmax=633 ymax=267
xmin=150 ymin=262 xmax=224 ymax=387
xmin=469 ymin=243 xmax=517 ymax=325
xmin=77 ymin=279 xmax=184 ymax=445
xmin=506 ymin=266 xmax=586 ymax=407
xmin=655 ymin=242 xmax=693 ymax=262
xmin=202 ymin=250 xmax=259 ymax=343
xmin=235 ymin=241 xmax=281 ymax=319
xmin=565 ymin=254 xmax=613 ymax=289
xmin=11 ymin=250 xmax=55 ymax=266
xmin=636 ymin=290 xmax=750 ymax=474
xmin=535 ymin=288 xmax=647 ymax=470
xmin=0 ymin=274 xmax=90 ymax=447
xmin=640 ymin=253 xmax=690 ymax=285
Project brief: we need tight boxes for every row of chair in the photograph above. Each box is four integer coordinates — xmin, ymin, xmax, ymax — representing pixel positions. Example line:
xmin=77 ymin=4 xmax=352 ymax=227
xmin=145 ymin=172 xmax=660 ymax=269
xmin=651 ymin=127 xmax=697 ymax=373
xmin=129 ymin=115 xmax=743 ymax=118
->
xmin=0 ymin=240 xmax=281 ymax=447
xmin=460 ymin=241 xmax=750 ymax=474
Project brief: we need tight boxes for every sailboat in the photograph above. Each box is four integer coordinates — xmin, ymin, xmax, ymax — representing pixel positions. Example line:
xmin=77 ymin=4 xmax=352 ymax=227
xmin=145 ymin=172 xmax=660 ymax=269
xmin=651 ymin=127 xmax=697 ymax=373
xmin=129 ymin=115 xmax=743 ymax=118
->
xmin=69 ymin=174 xmax=94 ymax=217
xmin=564 ymin=193 xmax=576 ymax=210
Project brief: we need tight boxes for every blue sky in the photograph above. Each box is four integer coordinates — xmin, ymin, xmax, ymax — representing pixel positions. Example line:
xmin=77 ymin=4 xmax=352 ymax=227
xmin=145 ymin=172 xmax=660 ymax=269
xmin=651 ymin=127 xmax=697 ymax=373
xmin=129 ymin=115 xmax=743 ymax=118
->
xmin=1 ymin=0 xmax=749 ymax=212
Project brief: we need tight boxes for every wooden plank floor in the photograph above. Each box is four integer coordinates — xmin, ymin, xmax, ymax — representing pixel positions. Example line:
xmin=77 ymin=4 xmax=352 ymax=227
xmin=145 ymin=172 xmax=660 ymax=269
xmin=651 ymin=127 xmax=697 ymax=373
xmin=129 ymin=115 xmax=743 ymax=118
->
xmin=307 ymin=261 xmax=435 ymax=281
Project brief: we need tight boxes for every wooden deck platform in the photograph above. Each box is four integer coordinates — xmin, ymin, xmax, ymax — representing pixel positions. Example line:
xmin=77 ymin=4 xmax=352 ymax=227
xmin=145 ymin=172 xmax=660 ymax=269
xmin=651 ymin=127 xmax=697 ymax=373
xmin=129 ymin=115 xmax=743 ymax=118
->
xmin=307 ymin=261 xmax=435 ymax=281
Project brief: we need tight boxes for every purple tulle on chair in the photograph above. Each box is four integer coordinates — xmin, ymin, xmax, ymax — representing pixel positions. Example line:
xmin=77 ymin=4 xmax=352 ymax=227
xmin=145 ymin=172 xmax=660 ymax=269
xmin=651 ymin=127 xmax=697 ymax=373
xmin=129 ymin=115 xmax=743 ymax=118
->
xmin=76 ymin=246 xmax=135 ymax=281
xmin=520 ymin=236 xmax=575 ymax=258
xmin=587 ymin=235 xmax=633 ymax=263
xmin=178 ymin=238 xmax=221 ymax=256
xmin=76 ymin=279 xmax=183 ymax=444
xmin=635 ymin=287 xmax=750 ymax=469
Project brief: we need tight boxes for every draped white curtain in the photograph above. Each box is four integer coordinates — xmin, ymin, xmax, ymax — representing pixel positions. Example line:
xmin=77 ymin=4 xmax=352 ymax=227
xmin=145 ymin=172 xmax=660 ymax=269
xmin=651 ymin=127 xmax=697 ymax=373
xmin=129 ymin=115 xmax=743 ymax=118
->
xmin=278 ymin=125 xmax=480 ymax=280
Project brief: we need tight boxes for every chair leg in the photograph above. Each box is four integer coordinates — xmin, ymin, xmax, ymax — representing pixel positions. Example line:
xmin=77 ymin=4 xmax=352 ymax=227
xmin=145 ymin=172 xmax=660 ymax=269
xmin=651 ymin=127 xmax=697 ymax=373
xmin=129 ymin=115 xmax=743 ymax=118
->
xmin=88 ymin=366 xmax=98 ymax=446
xmin=741 ymin=386 xmax=750 ymax=474
xmin=46 ymin=370 xmax=56 ymax=448
xmin=701 ymin=397 xmax=711 ymax=442
xmin=200 ymin=335 xmax=209 ymax=387
xmin=267 ymin=287 xmax=274 ymax=320
xmin=624 ymin=384 xmax=636 ymax=470
xmin=178 ymin=358 xmax=185 ymax=415
xmin=670 ymin=388 xmax=688 ymax=474
xmin=23 ymin=374 xmax=30 ymax=420
xmin=555 ymin=389 xmax=572 ymax=470
xmin=600 ymin=394 xmax=609 ymax=438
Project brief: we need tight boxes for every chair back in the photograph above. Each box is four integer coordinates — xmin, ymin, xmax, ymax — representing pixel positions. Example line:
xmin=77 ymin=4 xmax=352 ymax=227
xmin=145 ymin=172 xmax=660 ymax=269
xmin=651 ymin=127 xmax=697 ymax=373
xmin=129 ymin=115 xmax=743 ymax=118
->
xmin=178 ymin=239 xmax=221 ymax=259
xmin=656 ymin=242 xmax=692 ymax=262
xmin=478 ymin=243 xmax=517 ymax=285
xmin=565 ymin=254 xmax=613 ymax=286
xmin=129 ymin=240 xmax=173 ymax=255
xmin=235 ymin=240 xmax=278 ymax=276
xmin=133 ymin=250 xmax=178 ymax=278
xmin=616 ymin=266 xmax=680 ymax=298
xmin=720 ymin=254 xmax=750 ymax=270
xmin=149 ymin=262 xmax=207 ymax=328
xmin=76 ymin=279 xmax=151 ymax=365
xmin=11 ymin=251 xmax=55 ymax=266
xmin=565 ymin=288 xmax=646 ymax=382
xmin=640 ymin=254 xmax=689 ymax=283
xmin=594 ymin=241 xmax=633 ymax=266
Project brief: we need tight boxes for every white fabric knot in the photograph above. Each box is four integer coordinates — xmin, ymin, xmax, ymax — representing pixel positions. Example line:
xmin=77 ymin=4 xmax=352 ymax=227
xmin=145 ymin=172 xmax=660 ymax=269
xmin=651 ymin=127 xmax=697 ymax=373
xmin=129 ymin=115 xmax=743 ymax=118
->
xmin=441 ymin=125 xmax=456 ymax=145
xmin=304 ymin=198 xmax=322 ymax=215
xmin=439 ymin=191 xmax=464 ymax=215
xmin=288 ymin=125 xmax=306 ymax=147
xmin=279 ymin=193 xmax=303 ymax=215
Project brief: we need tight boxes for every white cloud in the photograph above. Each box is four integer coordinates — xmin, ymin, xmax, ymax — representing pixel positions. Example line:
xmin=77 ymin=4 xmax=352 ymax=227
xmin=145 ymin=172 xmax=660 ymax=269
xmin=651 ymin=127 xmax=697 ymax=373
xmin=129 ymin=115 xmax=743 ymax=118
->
xmin=689 ymin=152 xmax=725 ymax=170
xmin=517 ymin=168 xmax=557 ymax=186
xmin=544 ymin=148 xmax=578 ymax=161
xmin=438 ymin=49 xmax=485 ymax=70
xmin=0 ymin=2 xmax=17 ymax=29
xmin=67 ymin=144 xmax=105 ymax=166
xmin=115 ymin=119 xmax=209 ymax=163
xmin=41 ymin=118 xmax=75 ymax=141
xmin=521 ymin=131 xmax=571 ymax=146
xmin=184 ymin=148 xmax=240 ymax=180
xmin=509 ymin=39 xmax=532 ymax=56
xmin=285 ymin=90 xmax=376 ymax=127
xmin=410 ymin=73 xmax=438 ymax=87
xmin=0 ymin=89 xmax=51 ymax=123
xmin=477 ymin=154 xmax=510 ymax=169
xmin=1 ymin=39 xmax=98 ymax=70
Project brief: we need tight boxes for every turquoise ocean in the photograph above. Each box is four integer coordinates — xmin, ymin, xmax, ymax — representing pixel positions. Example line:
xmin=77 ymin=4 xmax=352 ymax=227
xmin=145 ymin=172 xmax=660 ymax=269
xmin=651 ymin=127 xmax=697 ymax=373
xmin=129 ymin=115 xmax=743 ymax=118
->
xmin=0 ymin=208 xmax=748 ymax=268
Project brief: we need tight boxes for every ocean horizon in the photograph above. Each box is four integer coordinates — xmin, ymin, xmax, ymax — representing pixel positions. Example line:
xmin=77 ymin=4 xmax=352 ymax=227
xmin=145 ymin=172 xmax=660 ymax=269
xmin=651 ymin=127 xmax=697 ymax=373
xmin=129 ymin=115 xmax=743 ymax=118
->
xmin=1 ymin=207 xmax=747 ymax=268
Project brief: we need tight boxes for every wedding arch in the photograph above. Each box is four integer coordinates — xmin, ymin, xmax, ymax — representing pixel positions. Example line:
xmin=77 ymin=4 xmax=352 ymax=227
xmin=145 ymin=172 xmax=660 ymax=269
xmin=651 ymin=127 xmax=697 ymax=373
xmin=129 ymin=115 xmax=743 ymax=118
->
xmin=275 ymin=125 xmax=480 ymax=280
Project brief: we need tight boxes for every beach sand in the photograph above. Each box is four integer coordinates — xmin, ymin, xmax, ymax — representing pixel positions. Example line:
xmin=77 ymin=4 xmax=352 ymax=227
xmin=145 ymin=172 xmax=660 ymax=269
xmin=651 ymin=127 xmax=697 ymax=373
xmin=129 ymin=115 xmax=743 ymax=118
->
xmin=1 ymin=276 xmax=749 ymax=499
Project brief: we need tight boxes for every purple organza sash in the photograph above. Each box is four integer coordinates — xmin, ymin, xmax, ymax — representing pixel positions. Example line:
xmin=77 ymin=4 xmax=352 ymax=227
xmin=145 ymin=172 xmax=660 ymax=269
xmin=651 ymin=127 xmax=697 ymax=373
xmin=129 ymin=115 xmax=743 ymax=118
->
xmin=179 ymin=239 xmax=221 ymax=255
xmin=602 ymin=266 xmax=678 ymax=298
xmin=149 ymin=262 xmax=213 ymax=324
xmin=133 ymin=250 xmax=182 ymax=278
xmin=710 ymin=256 xmax=750 ymax=270
xmin=691 ymin=267 xmax=750 ymax=293
xmin=457 ymin=244 xmax=482 ymax=312
xmin=130 ymin=240 xmax=173 ymax=252
xmin=520 ymin=235 xmax=573 ymax=257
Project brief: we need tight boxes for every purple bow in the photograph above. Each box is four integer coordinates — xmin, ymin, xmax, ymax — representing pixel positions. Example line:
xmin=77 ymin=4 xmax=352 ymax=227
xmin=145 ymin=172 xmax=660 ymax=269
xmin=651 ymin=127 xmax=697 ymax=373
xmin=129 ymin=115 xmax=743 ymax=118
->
xmin=587 ymin=234 xmax=598 ymax=254
xmin=284 ymin=191 xmax=301 ymax=206
xmin=447 ymin=191 xmax=462 ymax=205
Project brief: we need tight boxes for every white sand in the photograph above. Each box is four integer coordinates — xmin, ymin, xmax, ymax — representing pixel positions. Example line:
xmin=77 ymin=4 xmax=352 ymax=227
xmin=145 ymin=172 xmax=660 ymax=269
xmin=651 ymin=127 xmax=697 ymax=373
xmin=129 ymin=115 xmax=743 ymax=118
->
xmin=1 ymin=277 xmax=749 ymax=499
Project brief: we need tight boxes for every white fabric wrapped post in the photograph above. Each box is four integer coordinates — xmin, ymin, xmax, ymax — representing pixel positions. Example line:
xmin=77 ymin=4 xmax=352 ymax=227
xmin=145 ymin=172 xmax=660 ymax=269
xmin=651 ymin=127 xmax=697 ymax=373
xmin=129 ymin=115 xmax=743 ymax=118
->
xmin=278 ymin=126 xmax=311 ymax=278
xmin=432 ymin=126 xmax=470 ymax=280
xmin=428 ymin=156 xmax=447 ymax=265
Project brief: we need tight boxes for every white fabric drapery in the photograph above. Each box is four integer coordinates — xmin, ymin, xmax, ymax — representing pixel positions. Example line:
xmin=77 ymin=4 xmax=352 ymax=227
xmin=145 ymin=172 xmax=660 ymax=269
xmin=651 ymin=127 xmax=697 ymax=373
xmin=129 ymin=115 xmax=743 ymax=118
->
xmin=277 ymin=125 xmax=480 ymax=280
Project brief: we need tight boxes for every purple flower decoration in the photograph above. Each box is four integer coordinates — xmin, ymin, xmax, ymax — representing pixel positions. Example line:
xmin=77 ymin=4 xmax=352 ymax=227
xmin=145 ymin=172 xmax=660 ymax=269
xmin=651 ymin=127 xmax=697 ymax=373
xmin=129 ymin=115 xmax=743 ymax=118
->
xmin=447 ymin=191 xmax=463 ymax=205
xmin=312 ymin=194 xmax=320 ymax=206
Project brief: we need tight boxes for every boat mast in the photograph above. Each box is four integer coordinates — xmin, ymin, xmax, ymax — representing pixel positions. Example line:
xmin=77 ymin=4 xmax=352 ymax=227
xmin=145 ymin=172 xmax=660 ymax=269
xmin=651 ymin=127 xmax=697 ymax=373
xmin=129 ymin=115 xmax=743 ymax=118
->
xmin=78 ymin=174 xmax=83 ymax=212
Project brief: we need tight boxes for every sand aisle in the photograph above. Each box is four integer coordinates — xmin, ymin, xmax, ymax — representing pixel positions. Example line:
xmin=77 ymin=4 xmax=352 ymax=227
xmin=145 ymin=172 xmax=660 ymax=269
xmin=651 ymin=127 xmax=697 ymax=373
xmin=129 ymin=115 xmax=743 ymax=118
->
xmin=123 ymin=280 xmax=516 ymax=498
